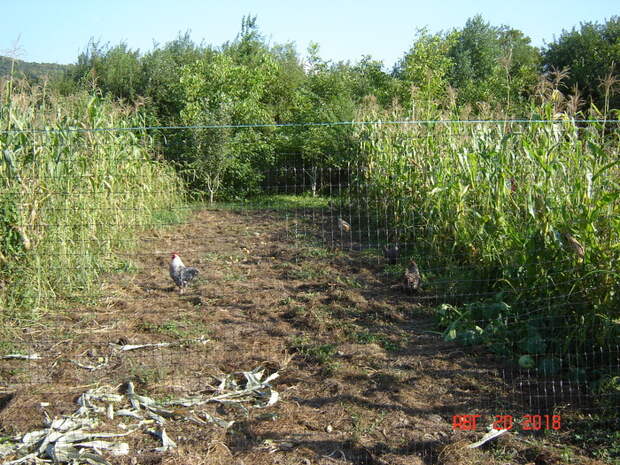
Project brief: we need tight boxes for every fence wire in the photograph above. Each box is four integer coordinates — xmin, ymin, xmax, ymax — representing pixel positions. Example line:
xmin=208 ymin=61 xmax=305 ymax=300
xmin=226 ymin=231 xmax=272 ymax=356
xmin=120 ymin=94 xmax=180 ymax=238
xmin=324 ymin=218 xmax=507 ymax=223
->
xmin=0 ymin=125 xmax=619 ymax=465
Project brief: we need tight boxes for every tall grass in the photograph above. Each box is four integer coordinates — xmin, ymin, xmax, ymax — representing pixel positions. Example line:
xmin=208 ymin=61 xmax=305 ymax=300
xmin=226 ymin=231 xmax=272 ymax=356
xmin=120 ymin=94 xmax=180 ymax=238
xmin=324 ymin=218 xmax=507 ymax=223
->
xmin=353 ymin=80 xmax=619 ymax=375
xmin=0 ymin=79 xmax=183 ymax=324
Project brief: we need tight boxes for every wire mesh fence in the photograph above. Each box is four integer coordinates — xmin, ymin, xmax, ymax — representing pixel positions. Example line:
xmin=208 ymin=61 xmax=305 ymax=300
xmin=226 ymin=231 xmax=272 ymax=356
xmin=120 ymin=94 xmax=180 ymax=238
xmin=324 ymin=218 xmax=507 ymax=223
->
xmin=0 ymin=122 xmax=619 ymax=464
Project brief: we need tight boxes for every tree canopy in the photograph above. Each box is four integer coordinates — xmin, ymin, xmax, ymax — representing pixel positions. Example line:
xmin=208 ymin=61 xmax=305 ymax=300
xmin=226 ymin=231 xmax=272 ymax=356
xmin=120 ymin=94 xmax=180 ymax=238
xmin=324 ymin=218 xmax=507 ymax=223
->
xmin=10 ymin=14 xmax=615 ymax=200
xmin=542 ymin=16 xmax=620 ymax=110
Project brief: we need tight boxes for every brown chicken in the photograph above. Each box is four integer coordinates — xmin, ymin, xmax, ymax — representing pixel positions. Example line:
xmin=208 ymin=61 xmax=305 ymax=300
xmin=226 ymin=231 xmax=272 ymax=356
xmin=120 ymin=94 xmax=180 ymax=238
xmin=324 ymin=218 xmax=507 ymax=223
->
xmin=338 ymin=217 xmax=351 ymax=233
xmin=563 ymin=233 xmax=585 ymax=260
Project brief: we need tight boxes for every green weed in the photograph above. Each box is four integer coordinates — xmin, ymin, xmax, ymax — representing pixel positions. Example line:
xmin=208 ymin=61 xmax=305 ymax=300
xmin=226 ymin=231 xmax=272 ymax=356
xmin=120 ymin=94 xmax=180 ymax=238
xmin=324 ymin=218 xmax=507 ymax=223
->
xmin=289 ymin=335 xmax=339 ymax=375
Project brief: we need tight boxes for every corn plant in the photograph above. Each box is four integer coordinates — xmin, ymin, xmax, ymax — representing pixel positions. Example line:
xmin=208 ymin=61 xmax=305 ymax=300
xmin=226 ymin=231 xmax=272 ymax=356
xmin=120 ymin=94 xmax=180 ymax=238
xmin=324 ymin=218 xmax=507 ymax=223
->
xmin=0 ymin=79 xmax=183 ymax=323
xmin=352 ymin=87 xmax=620 ymax=374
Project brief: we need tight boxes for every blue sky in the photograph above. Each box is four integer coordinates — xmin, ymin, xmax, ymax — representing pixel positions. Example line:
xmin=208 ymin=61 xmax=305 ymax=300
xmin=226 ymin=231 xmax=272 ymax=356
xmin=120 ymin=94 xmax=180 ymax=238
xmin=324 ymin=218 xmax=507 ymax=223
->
xmin=2 ymin=1 xmax=618 ymax=68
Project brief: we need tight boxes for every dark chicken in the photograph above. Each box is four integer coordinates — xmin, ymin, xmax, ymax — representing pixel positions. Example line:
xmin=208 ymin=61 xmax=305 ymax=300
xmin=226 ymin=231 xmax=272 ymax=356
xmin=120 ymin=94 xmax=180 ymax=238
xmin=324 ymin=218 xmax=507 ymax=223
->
xmin=383 ymin=244 xmax=400 ymax=264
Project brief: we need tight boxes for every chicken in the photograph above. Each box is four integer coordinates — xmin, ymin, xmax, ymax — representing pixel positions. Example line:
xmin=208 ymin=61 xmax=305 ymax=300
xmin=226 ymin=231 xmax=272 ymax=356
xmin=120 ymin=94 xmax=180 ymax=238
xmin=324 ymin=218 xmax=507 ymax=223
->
xmin=403 ymin=260 xmax=421 ymax=293
xmin=383 ymin=244 xmax=400 ymax=264
xmin=169 ymin=253 xmax=199 ymax=293
xmin=562 ymin=233 xmax=585 ymax=260
xmin=338 ymin=217 xmax=351 ymax=233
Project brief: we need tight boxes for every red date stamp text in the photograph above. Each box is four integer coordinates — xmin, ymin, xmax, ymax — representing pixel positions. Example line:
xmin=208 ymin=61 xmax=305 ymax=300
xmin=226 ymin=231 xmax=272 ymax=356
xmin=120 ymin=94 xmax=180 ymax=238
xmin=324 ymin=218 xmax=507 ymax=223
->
xmin=452 ymin=414 xmax=561 ymax=431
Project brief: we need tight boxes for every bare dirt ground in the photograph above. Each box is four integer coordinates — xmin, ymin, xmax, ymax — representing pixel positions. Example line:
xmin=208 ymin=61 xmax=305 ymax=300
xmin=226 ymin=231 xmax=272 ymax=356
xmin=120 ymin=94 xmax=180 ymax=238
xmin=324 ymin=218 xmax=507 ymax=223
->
xmin=0 ymin=208 xmax=610 ymax=465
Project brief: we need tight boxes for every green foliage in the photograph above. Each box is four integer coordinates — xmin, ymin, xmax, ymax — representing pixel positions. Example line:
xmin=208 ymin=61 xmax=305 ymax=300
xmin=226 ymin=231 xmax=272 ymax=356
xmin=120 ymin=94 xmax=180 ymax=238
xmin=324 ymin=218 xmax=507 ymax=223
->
xmin=179 ymin=43 xmax=277 ymax=200
xmin=392 ymin=16 xmax=540 ymax=115
xmin=350 ymin=56 xmax=398 ymax=107
xmin=449 ymin=16 xmax=505 ymax=102
xmin=0 ymin=82 xmax=183 ymax=323
xmin=395 ymin=28 xmax=457 ymax=112
xmin=97 ymin=43 xmax=142 ymax=100
xmin=447 ymin=15 xmax=540 ymax=110
xmin=280 ymin=52 xmax=358 ymax=169
xmin=49 ymin=14 xmax=616 ymax=206
xmin=437 ymin=300 xmax=508 ymax=349
xmin=543 ymin=16 xmax=620 ymax=111
xmin=355 ymin=95 xmax=620 ymax=376
xmin=290 ymin=335 xmax=339 ymax=374
xmin=173 ymin=18 xmax=379 ymax=199
xmin=0 ymin=56 xmax=67 ymax=84
xmin=0 ymin=13 xmax=617 ymax=418
xmin=498 ymin=27 xmax=541 ymax=101
xmin=141 ymin=32 xmax=205 ymax=121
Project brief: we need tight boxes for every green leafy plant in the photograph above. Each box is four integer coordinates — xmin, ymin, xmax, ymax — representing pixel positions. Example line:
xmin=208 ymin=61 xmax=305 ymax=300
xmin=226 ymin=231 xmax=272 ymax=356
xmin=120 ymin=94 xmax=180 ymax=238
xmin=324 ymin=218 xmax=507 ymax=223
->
xmin=0 ymin=83 xmax=183 ymax=325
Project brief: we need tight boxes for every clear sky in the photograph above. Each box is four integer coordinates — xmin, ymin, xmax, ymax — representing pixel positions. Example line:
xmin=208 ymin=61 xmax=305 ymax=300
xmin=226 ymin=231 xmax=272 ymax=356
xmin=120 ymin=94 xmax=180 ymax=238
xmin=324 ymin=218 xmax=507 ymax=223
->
xmin=2 ymin=1 xmax=618 ymax=69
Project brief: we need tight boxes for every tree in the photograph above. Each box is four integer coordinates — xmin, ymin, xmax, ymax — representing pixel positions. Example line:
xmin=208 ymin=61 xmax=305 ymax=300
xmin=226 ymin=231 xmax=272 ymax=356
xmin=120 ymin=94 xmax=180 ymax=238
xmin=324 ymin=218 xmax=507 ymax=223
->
xmin=497 ymin=27 xmax=541 ymax=107
xmin=394 ymin=28 xmax=457 ymax=114
xmin=350 ymin=55 xmax=397 ymax=107
xmin=267 ymin=41 xmax=306 ymax=123
xmin=140 ymin=32 xmax=205 ymax=121
xmin=447 ymin=16 xmax=540 ymax=111
xmin=99 ymin=43 xmax=141 ymax=100
xmin=281 ymin=44 xmax=358 ymax=169
xmin=64 ymin=39 xmax=142 ymax=101
xmin=543 ymin=17 xmax=620 ymax=111
xmin=448 ymin=16 xmax=502 ymax=105
xmin=179 ymin=46 xmax=277 ymax=200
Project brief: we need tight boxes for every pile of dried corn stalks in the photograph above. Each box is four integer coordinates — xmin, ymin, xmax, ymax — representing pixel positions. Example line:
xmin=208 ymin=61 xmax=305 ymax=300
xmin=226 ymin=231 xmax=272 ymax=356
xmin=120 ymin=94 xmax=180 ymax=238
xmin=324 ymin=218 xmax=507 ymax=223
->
xmin=0 ymin=367 xmax=279 ymax=464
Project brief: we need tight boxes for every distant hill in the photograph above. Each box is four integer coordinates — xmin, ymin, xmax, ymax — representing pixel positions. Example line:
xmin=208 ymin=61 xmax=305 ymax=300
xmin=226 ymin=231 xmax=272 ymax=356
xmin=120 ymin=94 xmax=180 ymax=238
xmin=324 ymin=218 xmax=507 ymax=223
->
xmin=0 ymin=56 xmax=69 ymax=82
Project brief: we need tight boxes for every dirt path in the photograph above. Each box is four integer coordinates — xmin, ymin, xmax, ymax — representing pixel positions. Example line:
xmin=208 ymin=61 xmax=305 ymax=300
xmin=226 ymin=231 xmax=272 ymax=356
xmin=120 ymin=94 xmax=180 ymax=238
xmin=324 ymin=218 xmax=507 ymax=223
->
xmin=0 ymin=208 xmax=607 ymax=465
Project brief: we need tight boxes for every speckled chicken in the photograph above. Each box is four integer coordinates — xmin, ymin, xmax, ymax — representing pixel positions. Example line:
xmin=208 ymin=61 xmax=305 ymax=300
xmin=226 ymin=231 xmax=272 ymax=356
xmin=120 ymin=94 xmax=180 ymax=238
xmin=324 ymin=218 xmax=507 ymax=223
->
xmin=403 ymin=260 xmax=421 ymax=293
xmin=169 ymin=253 xmax=199 ymax=293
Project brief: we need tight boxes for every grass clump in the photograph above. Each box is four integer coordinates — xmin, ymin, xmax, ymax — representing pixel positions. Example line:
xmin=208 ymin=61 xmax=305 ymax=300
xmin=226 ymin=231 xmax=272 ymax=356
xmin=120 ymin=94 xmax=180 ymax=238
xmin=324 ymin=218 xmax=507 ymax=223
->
xmin=0 ymin=80 xmax=183 ymax=326
xmin=290 ymin=335 xmax=339 ymax=375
